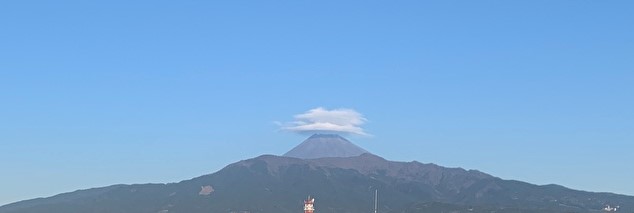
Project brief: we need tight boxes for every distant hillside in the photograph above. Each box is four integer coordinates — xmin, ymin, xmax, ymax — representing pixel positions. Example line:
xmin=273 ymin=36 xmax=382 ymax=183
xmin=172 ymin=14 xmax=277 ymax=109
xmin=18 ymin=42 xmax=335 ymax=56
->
xmin=1 ymin=154 xmax=632 ymax=213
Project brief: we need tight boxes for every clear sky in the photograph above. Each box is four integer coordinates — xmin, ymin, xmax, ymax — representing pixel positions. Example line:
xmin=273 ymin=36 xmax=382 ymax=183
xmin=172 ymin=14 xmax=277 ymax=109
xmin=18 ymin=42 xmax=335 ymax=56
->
xmin=1 ymin=0 xmax=633 ymax=206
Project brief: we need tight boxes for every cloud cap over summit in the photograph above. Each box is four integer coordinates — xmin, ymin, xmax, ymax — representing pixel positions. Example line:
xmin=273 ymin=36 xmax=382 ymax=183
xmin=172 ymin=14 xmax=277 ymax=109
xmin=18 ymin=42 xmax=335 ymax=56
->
xmin=280 ymin=107 xmax=369 ymax=136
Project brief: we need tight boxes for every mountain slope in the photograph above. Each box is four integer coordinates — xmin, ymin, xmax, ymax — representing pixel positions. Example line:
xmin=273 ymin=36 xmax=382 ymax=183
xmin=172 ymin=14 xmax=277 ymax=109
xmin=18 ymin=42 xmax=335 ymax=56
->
xmin=2 ymin=154 xmax=632 ymax=213
xmin=283 ymin=134 xmax=368 ymax=159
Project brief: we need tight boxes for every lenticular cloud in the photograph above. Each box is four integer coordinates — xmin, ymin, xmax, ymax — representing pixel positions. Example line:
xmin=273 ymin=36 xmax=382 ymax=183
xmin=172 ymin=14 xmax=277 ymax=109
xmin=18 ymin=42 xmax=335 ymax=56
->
xmin=281 ymin=107 xmax=369 ymax=136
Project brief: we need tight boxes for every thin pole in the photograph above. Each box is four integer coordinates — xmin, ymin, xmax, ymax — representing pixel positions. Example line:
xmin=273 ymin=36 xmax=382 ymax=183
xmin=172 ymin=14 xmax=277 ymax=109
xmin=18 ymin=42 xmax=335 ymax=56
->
xmin=374 ymin=189 xmax=378 ymax=213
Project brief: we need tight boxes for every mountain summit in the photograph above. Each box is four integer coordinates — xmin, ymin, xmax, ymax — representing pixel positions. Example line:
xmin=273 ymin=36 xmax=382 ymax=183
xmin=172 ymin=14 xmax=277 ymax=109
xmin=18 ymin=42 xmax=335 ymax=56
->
xmin=283 ymin=134 xmax=369 ymax=159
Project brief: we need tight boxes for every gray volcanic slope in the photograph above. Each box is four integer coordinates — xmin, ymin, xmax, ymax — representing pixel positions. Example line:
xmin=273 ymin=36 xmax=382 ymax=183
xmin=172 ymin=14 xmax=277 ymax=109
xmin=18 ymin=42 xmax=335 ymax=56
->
xmin=283 ymin=134 xmax=368 ymax=159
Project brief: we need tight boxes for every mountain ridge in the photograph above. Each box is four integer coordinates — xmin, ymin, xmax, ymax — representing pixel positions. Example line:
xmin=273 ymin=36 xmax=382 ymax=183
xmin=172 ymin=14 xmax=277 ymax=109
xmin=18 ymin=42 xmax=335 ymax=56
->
xmin=2 ymin=153 xmax=632 ymax=213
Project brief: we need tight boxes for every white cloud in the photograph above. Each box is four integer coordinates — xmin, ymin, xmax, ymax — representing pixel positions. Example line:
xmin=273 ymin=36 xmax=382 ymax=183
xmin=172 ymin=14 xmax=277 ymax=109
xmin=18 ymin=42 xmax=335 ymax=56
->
xmin=281 ymin=107 xmax=369 ymax=136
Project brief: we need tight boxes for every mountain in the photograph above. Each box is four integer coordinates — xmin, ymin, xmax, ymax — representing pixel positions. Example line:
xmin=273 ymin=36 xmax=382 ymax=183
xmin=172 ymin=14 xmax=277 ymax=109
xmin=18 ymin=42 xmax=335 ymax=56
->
xmin=283 ymin=134 xmax=368 ymax=159
xmin=2 ymin=153 xmax=633 ymax=213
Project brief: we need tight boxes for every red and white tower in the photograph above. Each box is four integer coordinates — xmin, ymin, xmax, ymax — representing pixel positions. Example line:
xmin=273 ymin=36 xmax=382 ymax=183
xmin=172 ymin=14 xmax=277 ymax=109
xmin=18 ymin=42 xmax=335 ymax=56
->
xmin=304 ymin=196 xmax=315 ymax=213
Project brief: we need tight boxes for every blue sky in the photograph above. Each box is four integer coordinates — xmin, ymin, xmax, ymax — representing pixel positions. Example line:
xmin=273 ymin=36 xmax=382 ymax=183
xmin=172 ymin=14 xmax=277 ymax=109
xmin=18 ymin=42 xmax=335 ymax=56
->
xmin=1 ymin=0 xmax=633 ymax=205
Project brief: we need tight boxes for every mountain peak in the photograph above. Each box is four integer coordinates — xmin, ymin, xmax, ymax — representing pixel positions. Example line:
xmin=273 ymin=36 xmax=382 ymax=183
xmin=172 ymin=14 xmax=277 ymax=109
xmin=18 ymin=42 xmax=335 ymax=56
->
xmin=283 ymin=134 xmax=369 ymax=159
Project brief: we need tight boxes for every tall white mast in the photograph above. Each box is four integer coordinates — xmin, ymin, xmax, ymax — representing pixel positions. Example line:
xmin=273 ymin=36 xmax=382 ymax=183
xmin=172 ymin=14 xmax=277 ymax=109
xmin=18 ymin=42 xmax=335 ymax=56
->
xmin=374 ymin=189 xmax=378 ymax=213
